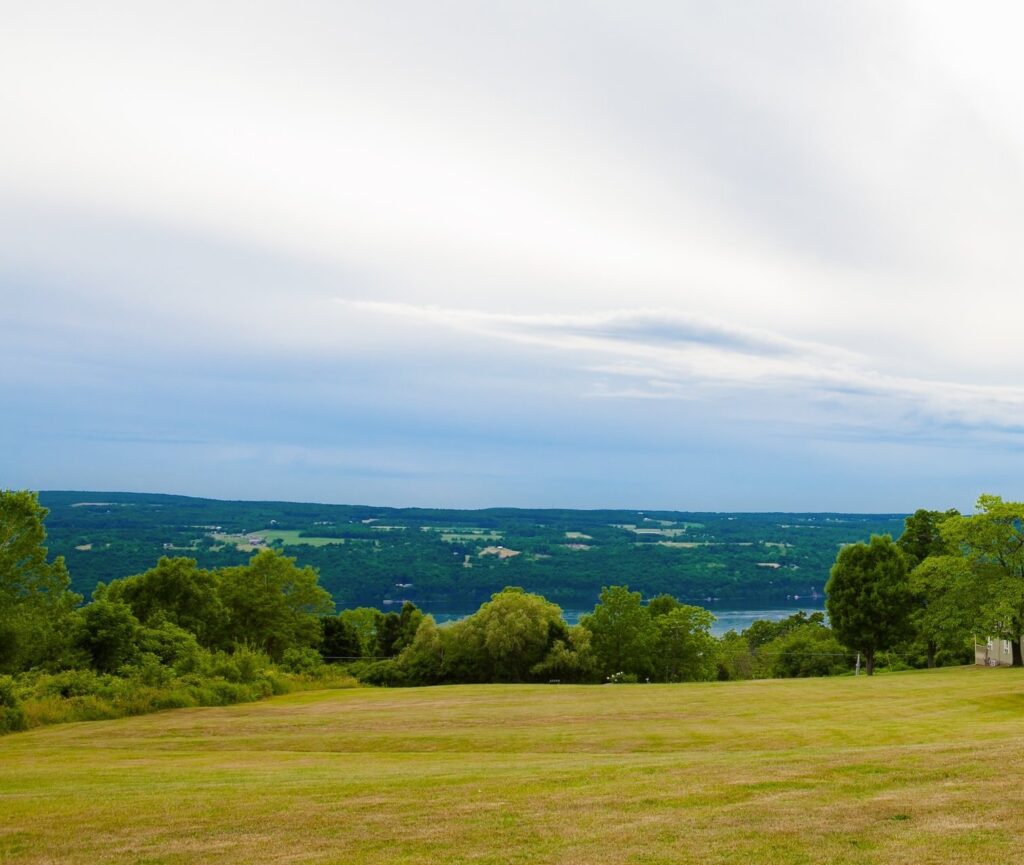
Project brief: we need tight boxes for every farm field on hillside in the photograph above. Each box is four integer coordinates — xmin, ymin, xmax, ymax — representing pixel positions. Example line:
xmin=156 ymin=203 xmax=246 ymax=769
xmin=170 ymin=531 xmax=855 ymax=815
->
xmin=39 ymin=490 xmax=906 ymax=608
xmin=2 ymin=667 xmax=1023 ymax=864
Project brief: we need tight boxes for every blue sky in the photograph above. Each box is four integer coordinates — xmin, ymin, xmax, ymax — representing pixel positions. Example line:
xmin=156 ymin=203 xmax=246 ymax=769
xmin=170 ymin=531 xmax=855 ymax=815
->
xmin=3 ymin=2 xmax=1024 ymax=511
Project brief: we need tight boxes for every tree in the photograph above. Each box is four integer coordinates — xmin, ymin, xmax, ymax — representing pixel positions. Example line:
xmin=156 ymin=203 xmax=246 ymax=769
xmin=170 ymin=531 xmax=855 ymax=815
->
xmin=103 ymin=557 xmax=226 ymax=648
xmin=376 ymin=612 xmax=404 ymax=657
xmin=396 ymin=602 xmax=424 ymax=652
xmin=471 ymin=587 xmax=566 ymax=682
xmin=531 ymin=625 xmax=597 ymax=683
xmin=742 ymin=611 xmax=826 ymax=650
xmin=763 ymin=623 xmax=848 ymax=678
xmin=339 ymin=608 xmax=385 ymax=657
xmin=646 ymin=594 xmax=682 ymax=618
xmin=0 ymin=490 xmax=80 ymax=672
xmin=907 ymin=555 xmax=976 ymax=668
xmin=218 ymin=550 xmax=334 ymax=660
xmin=581 ymin=585 xmax=656 ymax=679
xmin=715 ymin=630 xmax=757 ymax=681
xmin=76 ymin=600 xmax=140 ymax=673
xmin=437 ymin=616 xmax=487 ymax=683
xmin=396 ymin=616 xmax=445 ymax=684
xmin=897 ymin=509 xmax=960 ymax=567
xmin=941 ymin=495 xmax=1024 ymax=666
xmin=321 ymin=615 xmax=362 ymax=660
xmin=825 ymin=535 xmax=912 ymax=675
xmin=653 ymin=605 xmax=717 ymax=681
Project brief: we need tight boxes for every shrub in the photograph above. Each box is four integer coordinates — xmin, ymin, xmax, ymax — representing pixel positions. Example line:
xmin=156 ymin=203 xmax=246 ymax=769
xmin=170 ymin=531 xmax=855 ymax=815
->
xmin=281 ymin=646 xmax=324 ymax=675
xmin=121 ymin=654 xmax=175 ymax=688
xmin=355 ymin=660 xmax=407 ymax=686
xmin=0 ymin=675 xmax=26 ymax=733
xmin=33 ymin=668 xmax=104 ymax=699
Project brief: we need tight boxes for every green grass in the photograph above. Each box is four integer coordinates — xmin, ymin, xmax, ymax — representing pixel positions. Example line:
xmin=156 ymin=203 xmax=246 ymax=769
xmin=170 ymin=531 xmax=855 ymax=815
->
xmin=259 ymin=530 xmax=347 ymax=547
xmin=213 ymin=530 xmax=348 ymax=548
xmin=3 ymin=667 xmax=1024 ymax=863
xmin=421 ymin=527 xmax=504 ymax=542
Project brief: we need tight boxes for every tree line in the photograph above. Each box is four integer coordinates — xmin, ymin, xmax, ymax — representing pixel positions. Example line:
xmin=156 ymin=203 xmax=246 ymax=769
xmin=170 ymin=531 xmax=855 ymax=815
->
xmin=4 ymin=490 xmax=1021 ymax=732
xmin=39 ymin=490 xmax=903 ymax=608
xmin=825 ymin=495 xmax=1024 ymax=674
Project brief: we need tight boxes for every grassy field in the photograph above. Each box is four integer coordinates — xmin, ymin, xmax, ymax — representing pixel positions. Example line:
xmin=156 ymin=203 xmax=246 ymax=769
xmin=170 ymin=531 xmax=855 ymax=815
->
xmin=212 ymin=531 xmax=348 ymax=550
xmin=259 ymin=530 xmax=347 ymax=547
xmin=2 ymin=667 xmax=1024 ymax=863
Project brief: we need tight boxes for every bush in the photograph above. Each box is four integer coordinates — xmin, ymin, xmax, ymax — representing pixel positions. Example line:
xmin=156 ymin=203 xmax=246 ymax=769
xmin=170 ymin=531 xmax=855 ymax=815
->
xmin=204 ymin=646 xmax=271 ymax=683
xmin=766 ymin=625 xmax=850 ymax=678
xmin=121 ymin=654 xmax=175 ymax=688
xmin=355 ymin=660 xmax=407 ymax=686
xmin=0 ymin=675 xmax=26 ymax=733
xmin=33 ymin=668 xmax=104 ymax=699
xmin=281 ymin=646 xmax=324 ymax=674
xmin=136 ymin=620 xmax=203 ymax=671
xmin=76 ymin=601 xmax=140 ymax=673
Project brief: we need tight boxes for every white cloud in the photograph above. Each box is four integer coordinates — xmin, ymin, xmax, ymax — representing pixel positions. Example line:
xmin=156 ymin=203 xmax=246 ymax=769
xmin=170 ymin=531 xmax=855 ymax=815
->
xmin=4 ymin=2 xmax=1024 ymax=506
xmin=344 ymin=300 xmax=1024 ymax=433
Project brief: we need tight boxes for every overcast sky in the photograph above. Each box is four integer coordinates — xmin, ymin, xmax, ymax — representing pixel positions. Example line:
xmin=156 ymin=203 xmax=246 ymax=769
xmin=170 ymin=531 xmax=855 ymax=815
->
xmin=3 ymin=1 xmax=1024 ymax=511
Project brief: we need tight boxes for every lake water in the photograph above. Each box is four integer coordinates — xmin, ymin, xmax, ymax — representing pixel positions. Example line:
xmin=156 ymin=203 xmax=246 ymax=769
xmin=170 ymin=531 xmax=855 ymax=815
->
xmin=424 ymin=602 xmax=827 ymax=637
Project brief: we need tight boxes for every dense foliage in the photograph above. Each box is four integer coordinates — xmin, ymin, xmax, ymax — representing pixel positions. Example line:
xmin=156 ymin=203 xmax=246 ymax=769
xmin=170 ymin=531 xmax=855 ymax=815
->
xmin=9 ymin=488 xmax=1020 ymax=734
xmin=0 ymin=492 xmax=355 ymax=733
xmin=825 ymin=535 xmax=912 ymax=675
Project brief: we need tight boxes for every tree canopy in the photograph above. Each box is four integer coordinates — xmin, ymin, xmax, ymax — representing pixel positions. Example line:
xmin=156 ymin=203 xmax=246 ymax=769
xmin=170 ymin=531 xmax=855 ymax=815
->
xmin=825 ymin=535 xmax=912 ymax=675
xmin=940 ymin=495 xmax=1024 ymax=665
xmin=0 ymin=490 xmax=80 ymax=672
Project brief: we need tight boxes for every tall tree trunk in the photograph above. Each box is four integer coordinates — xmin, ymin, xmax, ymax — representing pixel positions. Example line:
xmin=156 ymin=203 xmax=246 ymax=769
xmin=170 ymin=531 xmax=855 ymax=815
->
xmin=865 ymin=650 xmax=875 ymax=676
xmin=927 ymin=640 xmax=936 ymax=669
xmin=1013 ymin=637 xmax=1023 ymax=668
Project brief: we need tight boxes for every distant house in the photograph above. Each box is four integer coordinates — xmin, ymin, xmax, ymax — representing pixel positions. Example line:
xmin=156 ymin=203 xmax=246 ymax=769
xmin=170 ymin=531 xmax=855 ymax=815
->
xmin=975 ymin=636 xmax=1020 ymax=667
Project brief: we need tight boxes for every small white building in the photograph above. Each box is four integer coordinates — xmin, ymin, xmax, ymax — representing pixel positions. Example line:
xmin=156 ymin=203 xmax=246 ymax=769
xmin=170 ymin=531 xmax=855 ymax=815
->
xmin=975 ymin=636 xmax=1020 ymax=667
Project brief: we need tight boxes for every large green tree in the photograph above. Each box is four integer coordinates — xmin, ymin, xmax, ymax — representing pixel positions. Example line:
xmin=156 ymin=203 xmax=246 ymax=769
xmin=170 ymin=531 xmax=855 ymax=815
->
xmin=321 ymin=615 xmax=362 ymax=660
xmin=102 ymin=557 xmax=226 ymax=648
xmin=941 ymin=495 xmax=1024 ymax=666
xmin=896 ymin=508 xmax=966 ymax=669
xmin=652 ymin=605 xmax=717 ymax=682
xmin=218 ymin=549 xmax=334 ymax=660
xmin=907 ymin=555 xmax=976 ymax=668
xmin=825 ymin=535 xmax=912 ymax=675
xmin=0 ymin=490 xmax=80 ymax=672
xmin=76 ymin=599 xmax=140 ymax=673
xmin=471 ymin=587 xmax=566 ymax=681
xmin=581 ymin=585 xmax=656 ymax=679
xmin=897 ymin=508 xmax=960 ymax=567
xmin=338 ymin=607 xmax=385 ymax=657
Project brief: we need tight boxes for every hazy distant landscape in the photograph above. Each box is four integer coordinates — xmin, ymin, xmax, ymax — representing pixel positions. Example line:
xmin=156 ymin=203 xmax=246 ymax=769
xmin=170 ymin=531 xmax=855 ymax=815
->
xmin=41 ymin=490 xmax=903 ymax=611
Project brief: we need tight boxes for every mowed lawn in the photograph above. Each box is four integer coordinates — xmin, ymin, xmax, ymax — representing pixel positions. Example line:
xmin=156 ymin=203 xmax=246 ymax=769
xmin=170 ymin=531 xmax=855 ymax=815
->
xmin=3 ymin=668 xmax=1024 ymax=864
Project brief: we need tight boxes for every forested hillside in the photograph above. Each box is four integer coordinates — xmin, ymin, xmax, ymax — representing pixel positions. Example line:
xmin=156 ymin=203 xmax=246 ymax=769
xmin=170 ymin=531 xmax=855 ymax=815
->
xmin=40 ymin=491 xmax=904 ymax=608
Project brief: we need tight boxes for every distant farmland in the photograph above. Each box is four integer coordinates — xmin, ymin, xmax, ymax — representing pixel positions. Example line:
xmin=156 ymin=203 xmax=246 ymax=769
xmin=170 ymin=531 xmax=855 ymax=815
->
xmin=40 ymin=490 xmax=906 ymax=609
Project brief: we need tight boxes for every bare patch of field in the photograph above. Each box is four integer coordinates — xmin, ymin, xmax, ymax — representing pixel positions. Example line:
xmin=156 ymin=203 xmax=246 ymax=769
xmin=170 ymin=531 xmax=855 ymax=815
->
xmin=479 ymin=546 xmax=520 ymax=559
